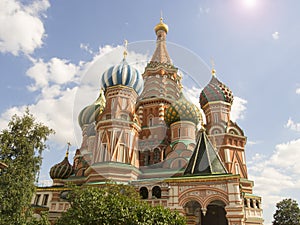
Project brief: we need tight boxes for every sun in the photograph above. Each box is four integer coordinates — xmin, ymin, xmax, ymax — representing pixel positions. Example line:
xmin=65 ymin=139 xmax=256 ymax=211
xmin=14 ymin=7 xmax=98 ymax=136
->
xmin=243 ymin=0 xmax=257 ymax=8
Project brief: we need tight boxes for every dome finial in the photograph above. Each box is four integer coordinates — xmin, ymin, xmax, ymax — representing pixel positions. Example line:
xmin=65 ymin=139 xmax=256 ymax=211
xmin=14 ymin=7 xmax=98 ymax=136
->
xmin=123 ymin=40 xmax=128 ymax=59
xmin=154 ymin=14 xmax=169 ymax=34
xmin=66 ymin=142 xmax=71 ymax=158
xmin=211 ymin=58 xmax=216 ymax=77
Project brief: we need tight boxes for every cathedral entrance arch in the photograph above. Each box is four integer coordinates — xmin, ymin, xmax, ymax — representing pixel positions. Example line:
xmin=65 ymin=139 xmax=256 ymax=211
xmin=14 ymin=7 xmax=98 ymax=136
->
xmin=202 ymin=200 xmax=228 ymax=225
xmin=183 ymin=200 xmax=228 ymax=225
xmin=183 ymin=200 xmax=202 ymax=225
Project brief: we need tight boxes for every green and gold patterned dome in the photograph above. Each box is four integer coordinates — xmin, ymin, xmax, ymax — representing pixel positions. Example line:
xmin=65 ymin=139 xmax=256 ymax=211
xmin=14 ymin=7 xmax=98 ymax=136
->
xmin=165 ymin=92 xmax=202 ymax=126
xmin=49 ymin=150 xmax=74 ymax=180
xmin=78 ymin=89 xmax=106 ymax=128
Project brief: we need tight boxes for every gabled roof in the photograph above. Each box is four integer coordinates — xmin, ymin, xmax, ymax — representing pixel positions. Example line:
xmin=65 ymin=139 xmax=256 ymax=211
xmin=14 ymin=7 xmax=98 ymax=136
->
xmin=184 ymin=131 xmax=228 ymax=176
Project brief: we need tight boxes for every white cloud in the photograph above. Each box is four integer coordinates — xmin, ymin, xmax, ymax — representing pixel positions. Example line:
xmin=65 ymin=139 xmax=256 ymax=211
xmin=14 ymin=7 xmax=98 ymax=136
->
xmin=270 ymin=139 xmax=300 ymax=174
xmin=285 ymin=118 xmax=300 ymax=132
xmin=247 ymin=140 xmax=261 ymax=146
xmin=0 ymin=0 xmax=50 ymax=55
xmin=272 ymin=31 xmax=280 ymax=40
xmin=80 ymin=43 xmax=94 ymax=55
xmin=248 ymin=137 xmax=300 ymax=224
xmin=0 ymin=44 xmax=150 ymax=148
xmin=199 ymin=7 xmax=210 ymax=14
xmin=231 ymin=96 xmax=247 ymax=122
xmin=26 ymin=57 xmax=79 ymax=91
xmin=296 ymin=88 xmax=300 ymax=95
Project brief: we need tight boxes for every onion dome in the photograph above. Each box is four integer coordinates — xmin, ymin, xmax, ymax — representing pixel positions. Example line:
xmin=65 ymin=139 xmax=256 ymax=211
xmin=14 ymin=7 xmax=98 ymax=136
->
xmin=78 ymin=89 xmax=106 ymax=128
xmin=200 ymin=71 xmax=234 ymax=108
xmin=50 ymin=148 xmax=74 ymax=180
xmin=100 ymin=58 xmax=144 ymax=95
xmin=154 ymin=17 xmax=169 ymax=34
xmin=165 ymin=92 xmax=202 ymax=126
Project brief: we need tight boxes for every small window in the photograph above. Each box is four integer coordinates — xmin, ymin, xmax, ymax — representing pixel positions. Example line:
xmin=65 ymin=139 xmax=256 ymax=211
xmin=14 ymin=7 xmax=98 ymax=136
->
xmin=214 ymin=113 xmax=219 ymax=123
xmin=34 ymin=194 xmax=41 ymax=205
xmin=152 ymin=186 xmax=161 ymax=199
xmin=140 ymin=187 xmax=148 ymax=199
xmin=144 ymin=151 xmax=150 ymax=166
xmin=153 ymin=148 xmax=160 ymax=163
xmin=122 ymin=98 xmax=127 ymax=109
xmin=178 ymin=128 xmax=181 ymax=137
xmin=106 ymin=114 xmax=111 ymax=120
xmin=120 ymin=114 xmax=128 ymax=120
xmin=42 ymin=194 xmax=49 ymax=206
xmin=149 ymin=117 xmax=153 ymax=127
xmin=256 ymin=200 xmax=260 ymax=209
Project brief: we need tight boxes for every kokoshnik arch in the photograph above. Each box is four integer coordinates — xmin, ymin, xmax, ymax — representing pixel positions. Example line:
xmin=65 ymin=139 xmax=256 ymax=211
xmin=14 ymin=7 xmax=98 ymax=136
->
xmin=32 ymin=18 xmax=264 ymax=225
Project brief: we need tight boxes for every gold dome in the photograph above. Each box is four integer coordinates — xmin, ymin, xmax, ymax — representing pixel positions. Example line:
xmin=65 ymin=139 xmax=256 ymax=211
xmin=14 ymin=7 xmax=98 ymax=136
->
xmin=154 ymin=17 xmax=169 ymax=34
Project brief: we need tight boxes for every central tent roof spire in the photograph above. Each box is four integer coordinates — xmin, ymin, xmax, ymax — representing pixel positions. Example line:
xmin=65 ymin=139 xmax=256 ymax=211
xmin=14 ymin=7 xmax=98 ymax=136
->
xmin=151 ymin=16 xmax=172 ymax=64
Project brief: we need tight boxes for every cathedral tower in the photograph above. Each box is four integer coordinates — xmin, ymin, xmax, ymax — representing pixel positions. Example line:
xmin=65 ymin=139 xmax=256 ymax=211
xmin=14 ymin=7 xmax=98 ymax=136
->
xmin=200 ymin=68 xmax=248 ymax=178
xmin=137 ymin=18 xmax=183 ymax=166
xmin=84 ymin=46 xmax=144 ymax=182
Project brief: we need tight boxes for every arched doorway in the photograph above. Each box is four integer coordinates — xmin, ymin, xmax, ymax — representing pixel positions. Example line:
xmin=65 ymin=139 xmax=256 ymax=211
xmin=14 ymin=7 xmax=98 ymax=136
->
xmin=183 ymin=200 xmax=202 ymax=225
xmin=202 ymin=200 xmax=228 ymax=225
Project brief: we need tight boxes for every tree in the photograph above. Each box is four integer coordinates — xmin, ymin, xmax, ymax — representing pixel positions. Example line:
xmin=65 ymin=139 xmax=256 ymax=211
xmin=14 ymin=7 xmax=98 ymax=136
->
xmin=0 ymin=109 xmax=54 ymax=224
xmin=56 ymin=183 xmax=186 ymax=225
xmin=273 ymin=198 xmax=300 ymax=225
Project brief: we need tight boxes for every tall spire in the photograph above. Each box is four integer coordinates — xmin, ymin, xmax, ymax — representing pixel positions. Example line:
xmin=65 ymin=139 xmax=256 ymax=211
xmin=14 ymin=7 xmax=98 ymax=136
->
xmin=151 ymin=17 xmax=172 ymax=64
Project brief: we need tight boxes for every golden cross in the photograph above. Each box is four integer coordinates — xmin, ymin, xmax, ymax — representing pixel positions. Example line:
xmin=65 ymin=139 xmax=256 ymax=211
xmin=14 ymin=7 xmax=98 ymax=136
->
xmin=123 ymin=40 xmax=128 ymax=59
xmin=211 ymin=58 xmax=216 ymax=76
xmin=66 ymin=142 xmax=71 ymax=157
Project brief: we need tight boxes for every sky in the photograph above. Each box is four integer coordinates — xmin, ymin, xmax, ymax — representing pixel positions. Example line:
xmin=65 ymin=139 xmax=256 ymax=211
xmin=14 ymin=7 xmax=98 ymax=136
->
xmin=1 ymin=0 xmax=300 ymax=224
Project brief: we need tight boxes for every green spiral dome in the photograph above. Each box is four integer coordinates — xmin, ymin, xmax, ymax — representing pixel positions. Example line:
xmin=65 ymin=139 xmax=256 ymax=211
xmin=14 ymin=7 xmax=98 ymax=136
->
xmin=164 ymin=92 xmax=202 ymax=126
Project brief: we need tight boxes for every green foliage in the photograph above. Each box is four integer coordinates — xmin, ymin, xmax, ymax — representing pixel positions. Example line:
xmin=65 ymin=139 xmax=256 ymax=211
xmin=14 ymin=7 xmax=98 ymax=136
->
xmin=273 ymin=198 xmax=300 ymax=225
xmin=0 ymin=109 xmax=54 ymax=225
xmin=56 ymin=183 xmax=186 ymax=225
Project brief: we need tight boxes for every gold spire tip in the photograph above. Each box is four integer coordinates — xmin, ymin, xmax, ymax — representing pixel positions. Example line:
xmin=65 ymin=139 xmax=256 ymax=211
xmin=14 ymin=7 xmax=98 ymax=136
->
xmin=66 ymin=142 xmax=71 ymax=157
xmin=210 ymin=58 xmax=216 ymax=77
xmin=123 ymin=39 xmax=128 ymax=59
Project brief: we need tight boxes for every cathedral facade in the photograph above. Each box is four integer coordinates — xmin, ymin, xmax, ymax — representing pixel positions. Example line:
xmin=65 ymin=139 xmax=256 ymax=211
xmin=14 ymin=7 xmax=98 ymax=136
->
xmin=33 ymin=19 xmax=264 ymax=225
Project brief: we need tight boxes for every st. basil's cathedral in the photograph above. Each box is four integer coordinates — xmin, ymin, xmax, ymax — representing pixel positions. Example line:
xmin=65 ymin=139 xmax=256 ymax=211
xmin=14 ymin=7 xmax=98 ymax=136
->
xmin=32 ymin=18 xmax=264 ymax=225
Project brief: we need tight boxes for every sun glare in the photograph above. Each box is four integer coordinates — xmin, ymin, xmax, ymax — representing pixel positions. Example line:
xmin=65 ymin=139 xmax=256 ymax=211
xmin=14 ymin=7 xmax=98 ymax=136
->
xmin=244 ymin=0 xmax=256 ymax=8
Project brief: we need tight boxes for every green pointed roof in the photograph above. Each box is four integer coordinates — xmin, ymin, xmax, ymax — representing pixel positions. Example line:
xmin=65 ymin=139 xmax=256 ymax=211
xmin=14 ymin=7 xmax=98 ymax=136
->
xmin=184 ymin=131 xmax=227 ymax=176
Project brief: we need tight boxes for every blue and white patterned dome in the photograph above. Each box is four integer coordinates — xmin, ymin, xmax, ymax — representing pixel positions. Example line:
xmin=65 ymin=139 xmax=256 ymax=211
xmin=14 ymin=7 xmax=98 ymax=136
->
xmin=100 ymin=59 xmax=144 ymax=95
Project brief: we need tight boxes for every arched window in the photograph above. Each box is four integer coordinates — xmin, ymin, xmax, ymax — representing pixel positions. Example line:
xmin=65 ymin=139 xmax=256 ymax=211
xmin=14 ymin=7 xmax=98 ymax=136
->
xmin=214 ymin=113 xmax=219 ymax=123
xmin=152 ymin=186 xmax=161 ymax=199
xmin=120 ymin=114 xmax=128 ymax=120
xmin=121 ymin=98 xmax=127 ymax=109
xmin=149 ymin=117 xmax=153 ymax=127
xmin=139 ymin=187 xmax=148 ymax=199
xmin=144 ymin=151 xmax=150 ymax=166
xmin=256 ymin=200 xmax=260 ymax=209
xmin=153 ymin=148 xmax=160 ymax=163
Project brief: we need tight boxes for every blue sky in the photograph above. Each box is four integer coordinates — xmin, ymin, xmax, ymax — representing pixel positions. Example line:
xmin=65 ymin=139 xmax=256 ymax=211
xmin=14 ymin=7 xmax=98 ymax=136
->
xmin=1 ymin=0 xmax=300 ymax=224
